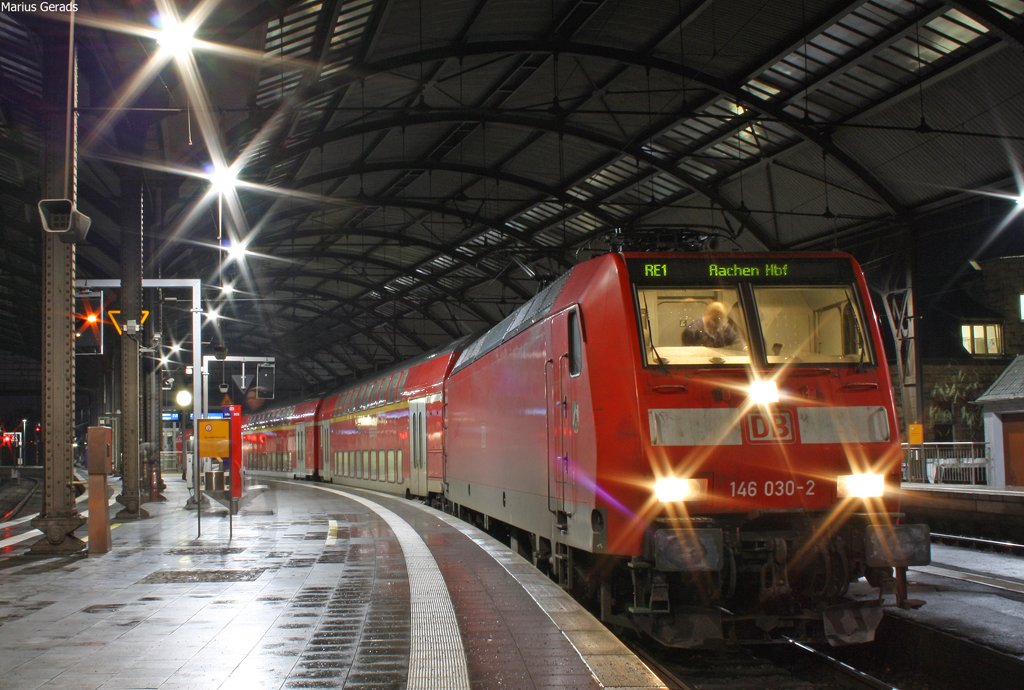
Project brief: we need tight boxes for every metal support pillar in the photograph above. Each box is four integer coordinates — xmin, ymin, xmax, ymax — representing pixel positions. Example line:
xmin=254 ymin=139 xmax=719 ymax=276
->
xmin=145 ymin=361 xmax=165 ymax=502
xmin=116 ymin=180 xmax=148 ymax=519
xmin=30 ymin=15 xmax=84 ymax=553
xmin=145 ymin=227 xmax=166 ymax=499
xmin=883 ymin=262 xmax=923 ymax=434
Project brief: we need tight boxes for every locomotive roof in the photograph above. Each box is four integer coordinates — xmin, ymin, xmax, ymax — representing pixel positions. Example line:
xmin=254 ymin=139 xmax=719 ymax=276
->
xmin=453 ymin=270 xmax=574 ymax=374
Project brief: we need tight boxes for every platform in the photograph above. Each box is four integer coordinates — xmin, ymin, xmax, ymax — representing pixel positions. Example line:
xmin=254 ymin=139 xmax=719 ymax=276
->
xmin=0 ymin=479 xmax=665 ymax=690
xmin=900 ymin=482 xmax=1024 ymax=540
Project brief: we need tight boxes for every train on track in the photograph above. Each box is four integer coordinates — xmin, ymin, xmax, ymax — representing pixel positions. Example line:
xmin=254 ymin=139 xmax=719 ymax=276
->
xmin=242 ymin=251 xmax=931 ymax=647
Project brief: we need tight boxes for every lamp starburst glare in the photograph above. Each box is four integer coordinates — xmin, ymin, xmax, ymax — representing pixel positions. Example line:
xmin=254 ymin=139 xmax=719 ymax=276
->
xmin=155 ymin=15 xmax=196 ymax=58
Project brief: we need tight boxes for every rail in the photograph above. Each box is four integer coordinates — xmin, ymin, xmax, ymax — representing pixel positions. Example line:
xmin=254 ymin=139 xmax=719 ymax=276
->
xmin=901 ymin=441 xmax=990 ymax=485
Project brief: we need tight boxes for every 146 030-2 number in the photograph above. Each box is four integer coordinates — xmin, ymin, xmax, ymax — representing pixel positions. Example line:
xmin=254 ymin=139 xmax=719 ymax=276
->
xmin=729 ymin=479 xmax=816 ymax=497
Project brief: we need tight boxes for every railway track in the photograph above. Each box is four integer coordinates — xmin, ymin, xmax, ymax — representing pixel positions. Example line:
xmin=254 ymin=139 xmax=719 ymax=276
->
xmin=931 ymin=532 xmax=1024 ymax=555
xmin=624 ymin=634 xmax=897 ymax=690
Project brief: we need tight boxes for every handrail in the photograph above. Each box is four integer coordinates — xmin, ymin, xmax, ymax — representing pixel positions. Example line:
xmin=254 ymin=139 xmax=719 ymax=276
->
xmin=900 ymin=441 xmax=990 ymax=485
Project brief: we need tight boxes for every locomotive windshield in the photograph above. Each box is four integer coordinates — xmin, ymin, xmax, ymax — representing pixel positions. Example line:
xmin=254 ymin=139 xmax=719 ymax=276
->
xmin=752 ymin=285 xmax=871 ymax=366
xmin=639 ymin=287 xmax=752 ymax=366
xmin=631 ymin=258 xmax=873 ymax=368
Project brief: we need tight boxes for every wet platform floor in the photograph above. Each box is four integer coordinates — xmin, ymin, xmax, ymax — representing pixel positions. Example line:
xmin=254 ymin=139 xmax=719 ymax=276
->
xmin=0 ymin=479 xmax=665 ymax=690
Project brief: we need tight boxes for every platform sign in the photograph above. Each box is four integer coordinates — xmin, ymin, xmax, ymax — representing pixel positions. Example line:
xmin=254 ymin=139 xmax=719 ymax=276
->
xmin=197 ymin=418 xmax=230 ymax=458
xmin=257 ymin=363 xmax=275 ymax=399
xmin=107 ymin=309 xmax=150 ymax=335
xmin=226 ymin=405 xmax=243 ymax=500
xmin=907 ymin=423 xmax=924 ymax=446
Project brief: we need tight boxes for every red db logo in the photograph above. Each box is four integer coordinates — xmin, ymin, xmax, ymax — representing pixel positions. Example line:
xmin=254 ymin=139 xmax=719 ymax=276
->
xmin=747 ymin=411 xmax=795 ymax=443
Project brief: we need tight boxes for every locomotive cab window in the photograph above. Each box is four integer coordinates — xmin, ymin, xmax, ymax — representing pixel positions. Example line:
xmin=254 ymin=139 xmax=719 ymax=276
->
xmin=637 ymin=287 xmax=751 ymax=366
xmin=753 ymin=285 xmax=872 ymax=366
xmin=568 ymin=310 xmax=583 ymax=376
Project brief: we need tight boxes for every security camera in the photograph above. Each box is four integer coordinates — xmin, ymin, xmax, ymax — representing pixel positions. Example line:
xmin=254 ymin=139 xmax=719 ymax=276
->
xmin=38 ymin=199 xmax=91 ymax=244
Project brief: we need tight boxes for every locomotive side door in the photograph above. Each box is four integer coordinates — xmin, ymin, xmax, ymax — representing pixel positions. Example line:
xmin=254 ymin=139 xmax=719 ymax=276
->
xmin=408 ymin=398 xmax=428 ymax=496
xmin=546 ymin=308 xmax=579 ymax=522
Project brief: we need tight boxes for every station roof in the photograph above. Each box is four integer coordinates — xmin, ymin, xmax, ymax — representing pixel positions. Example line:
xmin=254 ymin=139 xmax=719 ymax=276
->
xmin=3 ymin=0 xmax=1024 ymax=399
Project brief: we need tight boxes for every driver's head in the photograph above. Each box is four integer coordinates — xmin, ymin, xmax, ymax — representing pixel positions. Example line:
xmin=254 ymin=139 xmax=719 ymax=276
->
xmin=703 ymin=301 xmax=727 ymax=332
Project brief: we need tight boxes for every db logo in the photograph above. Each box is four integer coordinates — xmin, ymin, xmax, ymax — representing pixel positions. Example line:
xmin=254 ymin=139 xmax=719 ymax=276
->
xmin=746 ymin=411 xmax=795 ymax=443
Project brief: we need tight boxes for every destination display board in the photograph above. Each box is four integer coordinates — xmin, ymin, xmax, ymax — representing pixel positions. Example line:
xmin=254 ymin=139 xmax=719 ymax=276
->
xmin=627 ymin=256 xmax=855 ymax=286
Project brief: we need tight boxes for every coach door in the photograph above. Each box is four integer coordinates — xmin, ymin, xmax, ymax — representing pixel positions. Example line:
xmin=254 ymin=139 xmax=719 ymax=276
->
xmin=546 ymin=308 xmax=581 ymax=522
xmin=295 ymin=425 xmax=306 ymax=477
xmin=320 ymin=422 xmax=331 ymax=478
xmin=409 ymin=399 xmax=428 ymax=495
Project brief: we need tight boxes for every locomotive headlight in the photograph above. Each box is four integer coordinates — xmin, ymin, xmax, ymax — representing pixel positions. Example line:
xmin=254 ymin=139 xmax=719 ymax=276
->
xmin=748 ymin=379 xmax=779 ymax=405
xmin=836 ymin=472 xmax=885 ymax=499
xmin=654 ymin=477 xmax=708 ymax=503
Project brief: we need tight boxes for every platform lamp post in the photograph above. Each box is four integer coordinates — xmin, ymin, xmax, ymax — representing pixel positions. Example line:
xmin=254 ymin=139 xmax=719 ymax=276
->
xmin=175 ymin=389 xmax=192 ymax=488
xmin=177 ymin=387 xmax=203 ymax=536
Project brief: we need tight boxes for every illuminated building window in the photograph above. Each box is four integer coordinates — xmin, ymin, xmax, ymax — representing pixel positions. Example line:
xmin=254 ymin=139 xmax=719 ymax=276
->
xmin=1019 ymin=294 xmax=1024 ymax=320
xmin=961 ymin=323 xmax=1003 ymax=355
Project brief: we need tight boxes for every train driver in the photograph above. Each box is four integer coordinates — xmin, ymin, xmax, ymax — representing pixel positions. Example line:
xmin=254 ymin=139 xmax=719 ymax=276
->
xmin=682 ymin=301 xmax=742 ymax=348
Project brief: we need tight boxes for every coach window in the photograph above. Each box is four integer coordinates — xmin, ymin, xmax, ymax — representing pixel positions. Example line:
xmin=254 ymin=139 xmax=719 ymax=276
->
xmin=569 ymin=310 xmax=583 ymax=376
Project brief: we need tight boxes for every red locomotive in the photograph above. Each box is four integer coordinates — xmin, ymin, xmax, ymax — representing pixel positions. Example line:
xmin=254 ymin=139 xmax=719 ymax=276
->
xmin=243 ymin=251 xmax=930 ymax=647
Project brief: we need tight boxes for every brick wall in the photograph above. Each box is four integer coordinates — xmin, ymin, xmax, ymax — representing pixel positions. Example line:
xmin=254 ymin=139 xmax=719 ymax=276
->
xmin=980 ymin=256 xmax=1024 ymax=354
